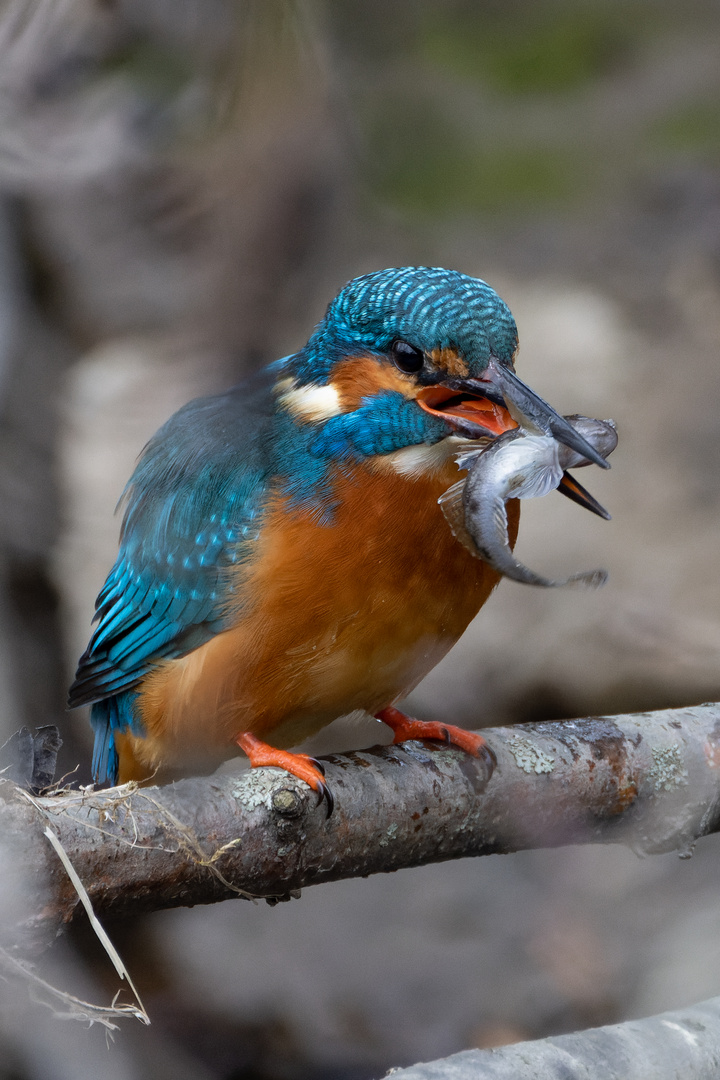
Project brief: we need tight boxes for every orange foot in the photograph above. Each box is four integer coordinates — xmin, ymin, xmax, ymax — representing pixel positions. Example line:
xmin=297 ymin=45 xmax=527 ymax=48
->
xmin=375 ymin=705 xmax=496 ymax=777
xmin=236 ymin=732 xmax=334 ymax=816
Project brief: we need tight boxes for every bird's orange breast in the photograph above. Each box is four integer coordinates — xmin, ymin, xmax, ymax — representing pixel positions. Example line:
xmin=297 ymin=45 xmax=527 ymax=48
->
xmin=125 ymin=459 xmax=518 ymax=779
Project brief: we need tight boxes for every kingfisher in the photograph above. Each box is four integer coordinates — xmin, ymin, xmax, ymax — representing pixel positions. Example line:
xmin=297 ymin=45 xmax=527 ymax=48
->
xmin=69 ymin=266 xmax=607 ymax=811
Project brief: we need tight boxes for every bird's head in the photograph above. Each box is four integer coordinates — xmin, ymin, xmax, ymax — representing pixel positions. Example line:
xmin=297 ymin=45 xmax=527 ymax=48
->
xmin=278 ymin=267 xmax=607 ymax=472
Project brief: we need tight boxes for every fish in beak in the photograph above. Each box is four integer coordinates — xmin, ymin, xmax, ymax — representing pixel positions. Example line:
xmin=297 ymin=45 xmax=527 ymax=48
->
xmin=437 ymin=415 xmax=617 ymax=588
xmin=417 ymin=356 xmax=612 ymax=518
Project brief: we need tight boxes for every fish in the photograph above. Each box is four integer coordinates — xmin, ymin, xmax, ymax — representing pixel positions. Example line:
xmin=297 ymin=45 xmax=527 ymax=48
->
xmin=438 ymin=415 xmax=618 ymax=588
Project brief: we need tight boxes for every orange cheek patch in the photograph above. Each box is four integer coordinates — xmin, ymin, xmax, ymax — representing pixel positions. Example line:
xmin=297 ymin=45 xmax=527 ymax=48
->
xmin=330 ymin=355 xmax=417 ymax=411
xmin=428 ymin=347 xmax=469 ymax=378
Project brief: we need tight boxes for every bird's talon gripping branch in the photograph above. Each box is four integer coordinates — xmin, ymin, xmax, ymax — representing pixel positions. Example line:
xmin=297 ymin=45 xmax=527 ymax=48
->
xmin=236 ymin=733 xmax=334 ymax=816
xmin=376 ymin=706 xmax=496 ymax=778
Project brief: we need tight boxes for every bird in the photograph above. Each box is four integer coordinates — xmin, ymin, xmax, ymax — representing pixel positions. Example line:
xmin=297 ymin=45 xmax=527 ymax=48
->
xmin=69 ymin=266 xmax=607 ymax=811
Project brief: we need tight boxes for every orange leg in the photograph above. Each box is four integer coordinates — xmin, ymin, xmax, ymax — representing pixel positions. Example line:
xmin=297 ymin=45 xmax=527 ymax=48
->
xmin=236 ymin=732 xmax=334 ymax=816
xmin=376 ymin=705 xmax=496 ymax=776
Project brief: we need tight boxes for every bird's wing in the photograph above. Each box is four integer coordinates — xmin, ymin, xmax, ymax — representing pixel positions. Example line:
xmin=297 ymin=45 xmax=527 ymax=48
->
xmin=68 ymin=368 xmax=278 ymax=709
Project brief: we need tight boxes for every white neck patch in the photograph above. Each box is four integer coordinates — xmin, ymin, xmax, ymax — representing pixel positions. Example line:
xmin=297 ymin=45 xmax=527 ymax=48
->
xmin=377 ymin=436 xmax=474 ymax=478
xmin=277 ymin=378 xmax=343 ymax=422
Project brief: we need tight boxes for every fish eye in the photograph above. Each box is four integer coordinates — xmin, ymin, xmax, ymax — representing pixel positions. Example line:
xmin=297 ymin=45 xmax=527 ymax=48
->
xmin=391 ymin=340 xmax=424 ymax=374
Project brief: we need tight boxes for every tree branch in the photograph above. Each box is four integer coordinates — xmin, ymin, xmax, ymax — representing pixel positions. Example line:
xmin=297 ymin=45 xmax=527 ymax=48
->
xmin=5 ymin=702 xmax=720 ymax=953
xmin=383 ymin=994 xmax=720 ymax=1079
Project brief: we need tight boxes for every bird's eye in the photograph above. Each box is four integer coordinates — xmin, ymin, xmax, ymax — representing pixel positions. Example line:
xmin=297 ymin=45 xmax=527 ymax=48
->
xmin=391 ymin=340 xmax=424 ymax=374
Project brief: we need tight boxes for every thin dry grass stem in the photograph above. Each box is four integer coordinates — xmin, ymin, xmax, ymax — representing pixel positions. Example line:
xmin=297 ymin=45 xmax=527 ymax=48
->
xmin=40 ymin=826 xmax=149 ymax=1025
xmin=41 ymin=765 xmax=80 ymax=794
xmin=15 ymin=787 xmax=148 ymax=1021
xmin=134 ymin=790 xmax=255 ymax=900
xmin=22 ymin=782 xmax=257 ymax=900
xmin=26 ymin=784 xmax=157 ymax=852
xmin=0 ymin=946 xmax=147 ymax=1031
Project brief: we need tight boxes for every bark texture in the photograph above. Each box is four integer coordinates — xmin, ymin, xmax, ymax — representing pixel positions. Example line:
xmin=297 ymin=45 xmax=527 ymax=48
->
xmin=5 ymin=702 xmax=720 ymax=954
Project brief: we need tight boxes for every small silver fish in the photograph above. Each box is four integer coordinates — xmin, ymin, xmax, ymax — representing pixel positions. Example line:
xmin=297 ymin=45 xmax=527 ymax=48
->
xmin=439 ymin=415 xmax=618 ymax=588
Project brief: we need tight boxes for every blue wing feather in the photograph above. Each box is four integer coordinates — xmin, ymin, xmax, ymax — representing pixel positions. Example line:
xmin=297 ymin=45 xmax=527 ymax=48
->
xmin=70 ymin=365 xmax=281 ymax=779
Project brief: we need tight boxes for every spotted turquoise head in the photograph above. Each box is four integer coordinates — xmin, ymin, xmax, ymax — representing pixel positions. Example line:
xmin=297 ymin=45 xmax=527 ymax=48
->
xmin=280 ymin=266 xmax=608 ymax=471
xmin=302 ymin=266 xmax=519 ymax=379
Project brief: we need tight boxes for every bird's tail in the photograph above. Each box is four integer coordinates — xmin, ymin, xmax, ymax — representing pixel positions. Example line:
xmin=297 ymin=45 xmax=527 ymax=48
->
xmin=90 ymin=690 xmax=140 ymax=786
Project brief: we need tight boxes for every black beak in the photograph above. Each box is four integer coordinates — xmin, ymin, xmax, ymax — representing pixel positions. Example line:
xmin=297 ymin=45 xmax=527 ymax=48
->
xmin=460 ymin=357 xmax=611 ymax=471
xmin=557 ymin=472 xmax=611 ymax=520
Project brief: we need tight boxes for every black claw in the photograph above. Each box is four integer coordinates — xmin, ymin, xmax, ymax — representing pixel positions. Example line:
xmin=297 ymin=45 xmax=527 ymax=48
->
xmin=481 ymin=741 xmax=497 ymax=774
xmin=315 ymin=780 xmax=334 ymax=817
xmin=308 ymin=756 xmax=326 ymax=776
xmin=441 ymin=727 xmax=451 ymax=745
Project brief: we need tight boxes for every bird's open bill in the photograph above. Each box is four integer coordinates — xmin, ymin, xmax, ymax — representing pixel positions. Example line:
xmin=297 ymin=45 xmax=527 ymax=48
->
xmin=471 ymin=358 xmax=611 ymax=470
xmin=416 ymin=384 xmax=519 ymax=438
xmin=417 ymin=357 xmax=611 ymax=518
xmin=418 ymin=358 xmax=610 ymax=470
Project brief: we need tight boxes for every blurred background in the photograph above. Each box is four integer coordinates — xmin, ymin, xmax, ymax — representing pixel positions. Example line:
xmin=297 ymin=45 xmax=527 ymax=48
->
xmin=1 ymin=0 xmax=720 ymax=1076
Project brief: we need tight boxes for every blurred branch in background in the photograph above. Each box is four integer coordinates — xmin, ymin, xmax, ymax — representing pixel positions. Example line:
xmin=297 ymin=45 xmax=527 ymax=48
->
xmin=386 ymin=994 xmax=720 ymax=1079
xmin=5 ymin=703 xmax=720 ymax=954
